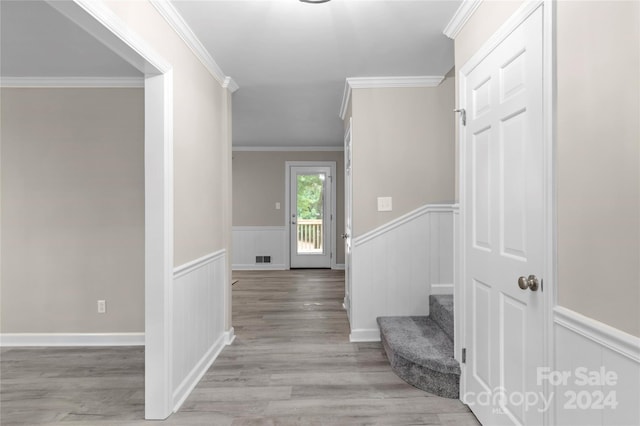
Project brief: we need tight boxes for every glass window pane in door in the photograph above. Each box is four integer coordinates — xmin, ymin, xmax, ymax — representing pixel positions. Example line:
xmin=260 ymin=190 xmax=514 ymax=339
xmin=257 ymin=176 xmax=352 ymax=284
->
xmin=296 ymin=173 xmax=325 ymax=254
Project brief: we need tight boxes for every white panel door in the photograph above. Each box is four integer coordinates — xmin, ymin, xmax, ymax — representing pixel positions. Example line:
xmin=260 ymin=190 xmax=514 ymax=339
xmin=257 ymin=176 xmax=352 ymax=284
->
xmin=461 ymin=6 xmax=546 ymax=425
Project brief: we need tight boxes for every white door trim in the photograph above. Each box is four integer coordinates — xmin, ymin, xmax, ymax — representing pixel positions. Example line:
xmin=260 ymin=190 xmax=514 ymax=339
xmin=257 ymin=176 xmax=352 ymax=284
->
xmin=285 ymin=161 xmax=337 ymax=269
xmin=456 ymin=0 xmax=556 ymax=421
xmin=46 ymin=1 xmax=175 ymax=419
xmin=344 ymin=118 xmax=353 ymax=314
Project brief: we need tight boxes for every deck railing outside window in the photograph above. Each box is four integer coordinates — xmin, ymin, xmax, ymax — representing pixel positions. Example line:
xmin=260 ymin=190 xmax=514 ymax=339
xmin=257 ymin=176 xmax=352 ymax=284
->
xmin=297 ymin=219 xmax=323 ymax=253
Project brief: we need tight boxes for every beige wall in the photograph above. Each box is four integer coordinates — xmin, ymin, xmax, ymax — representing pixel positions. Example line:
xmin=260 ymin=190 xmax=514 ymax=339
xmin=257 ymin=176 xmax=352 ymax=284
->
xmin=1 ymin=88 xmax=145 ymax=333
xmin=105 ymin=0 xmax=231 ymax=267
xmin=232 ymin=151 xmax=345 ymax=264
xmin=454 ymin=1 xmax=640 ymax=336
xmin=350 ymin=78 xmax=456 ymax=236
xmin=556 ymin=1 xmax=640 ymax=337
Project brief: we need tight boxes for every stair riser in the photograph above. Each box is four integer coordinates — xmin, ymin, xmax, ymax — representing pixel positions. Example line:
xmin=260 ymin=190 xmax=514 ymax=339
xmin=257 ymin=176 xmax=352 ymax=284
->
xmin=430 ymin=295 xmax=454 ymax=341
xmin=381 ymin=335 xmax=460 ymax=399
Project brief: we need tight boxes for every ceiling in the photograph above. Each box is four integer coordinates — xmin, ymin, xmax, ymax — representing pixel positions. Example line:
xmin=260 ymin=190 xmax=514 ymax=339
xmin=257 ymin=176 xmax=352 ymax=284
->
xmin=172 ymin=0 xmax=461 ymax=148
xmin=1 ymin=0 xmax=460 ymax=149
xmin=0 ymin=0 xmax=141 ymax=78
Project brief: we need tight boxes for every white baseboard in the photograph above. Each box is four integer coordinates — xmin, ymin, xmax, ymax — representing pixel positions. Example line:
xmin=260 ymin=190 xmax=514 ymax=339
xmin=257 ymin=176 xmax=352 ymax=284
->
xmin=349 ymin=328 xmax=381 ymax=342
xmin=431 ymin=283 xmax=454 ymax=295
xmin=224 ymin=327 xmax=236 ymax=345
xmin=172 ymin=332 xmax=226 ymax=412
xmin=333 ymin=263 xmax=346 ymax=270
xmin=232 ymin=264 xmax=287 ymax=271
xmin=0 ymin=332 xmax=144 ymax=347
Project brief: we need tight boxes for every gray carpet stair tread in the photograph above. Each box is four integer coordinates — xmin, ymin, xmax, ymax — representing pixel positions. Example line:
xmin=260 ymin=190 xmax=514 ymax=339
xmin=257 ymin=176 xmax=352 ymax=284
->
xmin=377 ymin=316 xmax=460 ymax=375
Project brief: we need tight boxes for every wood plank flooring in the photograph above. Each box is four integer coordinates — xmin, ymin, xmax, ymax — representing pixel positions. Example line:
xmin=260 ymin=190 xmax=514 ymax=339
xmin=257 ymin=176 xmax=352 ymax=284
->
xmin=1 ymin=269 xmax=480 ymax=425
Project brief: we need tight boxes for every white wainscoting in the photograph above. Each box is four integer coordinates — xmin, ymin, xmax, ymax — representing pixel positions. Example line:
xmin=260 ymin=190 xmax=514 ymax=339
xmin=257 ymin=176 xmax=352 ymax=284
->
xmin=552 ymin=306 xmax=640 ymax=426
xmin=171 ymin=250 xmax=230 ymax=412
xmin=232 ymin=226 xmax=286 ymax=270
xmin=349 ymin=204 xmax=455 ymax=342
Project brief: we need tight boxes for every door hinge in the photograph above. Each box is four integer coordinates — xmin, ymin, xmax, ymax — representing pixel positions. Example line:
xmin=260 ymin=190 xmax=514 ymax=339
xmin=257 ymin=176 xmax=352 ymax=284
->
xmin=541 ymin=278 xmax=544 ymax=292
xmin=454 ymin=108 xmax=466 ymax=126
xmin=461 ymin=348 xmax=466 ymax=364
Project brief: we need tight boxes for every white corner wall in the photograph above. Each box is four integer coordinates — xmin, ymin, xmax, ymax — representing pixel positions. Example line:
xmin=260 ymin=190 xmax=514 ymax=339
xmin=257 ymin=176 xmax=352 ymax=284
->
xmin=553 ymin=307 xmax=640 ymax=425
xmin=349 ymin=204 xmax=456 ymax=342
xmin=231 ymin=226 xmax=287 ymax=270
xmin=171 ymin=250 xmax=231 ymax=411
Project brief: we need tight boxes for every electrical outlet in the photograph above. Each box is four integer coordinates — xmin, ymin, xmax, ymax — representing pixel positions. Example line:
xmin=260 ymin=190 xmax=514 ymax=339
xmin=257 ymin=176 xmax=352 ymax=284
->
xmin=377 ymin=197 xmax=393 ymax=212
xmin=97 ymin=300 xmax=106 ymax=314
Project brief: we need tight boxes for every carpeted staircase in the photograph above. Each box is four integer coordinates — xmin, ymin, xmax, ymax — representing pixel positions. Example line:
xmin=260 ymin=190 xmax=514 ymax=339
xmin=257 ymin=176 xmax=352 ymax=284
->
xmin=377 ymin=295 xmax=460 ymax=398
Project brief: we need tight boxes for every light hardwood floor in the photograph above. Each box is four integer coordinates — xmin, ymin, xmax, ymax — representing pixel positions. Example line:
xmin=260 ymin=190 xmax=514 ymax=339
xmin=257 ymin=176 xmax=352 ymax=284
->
xmin=1 ymin=269 xmax=480 ymax=425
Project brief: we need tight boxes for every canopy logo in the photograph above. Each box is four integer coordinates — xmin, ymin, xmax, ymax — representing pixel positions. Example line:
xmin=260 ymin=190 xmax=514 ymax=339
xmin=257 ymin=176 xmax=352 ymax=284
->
xmin=463 ymin=367 xmax=620 ymax=414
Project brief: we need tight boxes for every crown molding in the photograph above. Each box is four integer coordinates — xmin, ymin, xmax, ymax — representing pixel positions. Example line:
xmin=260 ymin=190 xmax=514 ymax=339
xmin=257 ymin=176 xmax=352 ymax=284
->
xmin=0 ymin=76 xmax=144 ymax=88
xmin=339 ymin=75 xmax=445 ymax=120
xmin=346 ymin=76 xmax=445 ymax=89
xmin=48 ymin=0 xmax=171 ymax=74
xmin=223 ymin=77 xmax=239 ymax=93
xmin=150 ymin=0 xmax=238 ymax=90
xmin=233 ymin=146 xmax=344 ymax=152
xmin=443 ymin=0 xmax=483 ymax=39
xmin=339 ymin=79 xmax=353 ymax=121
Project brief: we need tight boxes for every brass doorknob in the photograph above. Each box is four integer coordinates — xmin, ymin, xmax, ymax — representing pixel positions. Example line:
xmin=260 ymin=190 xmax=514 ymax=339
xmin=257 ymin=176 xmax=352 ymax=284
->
xmin=518 ymin=275 xmax=539 ymax=291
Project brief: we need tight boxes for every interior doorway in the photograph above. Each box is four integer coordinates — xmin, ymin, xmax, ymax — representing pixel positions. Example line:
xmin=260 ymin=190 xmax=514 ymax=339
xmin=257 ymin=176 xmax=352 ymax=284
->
xmin=286 ymin=162 xmax=336 ymax=269
xmin=46 ymin=1 xmax=174 ymax=419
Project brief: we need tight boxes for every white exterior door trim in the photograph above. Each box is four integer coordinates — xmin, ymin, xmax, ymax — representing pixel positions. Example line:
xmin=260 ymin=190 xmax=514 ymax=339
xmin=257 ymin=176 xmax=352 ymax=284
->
xmin=285 ymin=161 xmax=338 ymax=270
xmin=456 ymin=0 xmax=556 ymax=423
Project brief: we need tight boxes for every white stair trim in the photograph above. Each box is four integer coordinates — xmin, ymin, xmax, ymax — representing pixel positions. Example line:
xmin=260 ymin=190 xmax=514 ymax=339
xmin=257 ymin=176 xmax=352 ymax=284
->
xmin=349 ymin=329 xmax=381 ymax=342
xmin=353 ymin=204 xmax=456 ymax=247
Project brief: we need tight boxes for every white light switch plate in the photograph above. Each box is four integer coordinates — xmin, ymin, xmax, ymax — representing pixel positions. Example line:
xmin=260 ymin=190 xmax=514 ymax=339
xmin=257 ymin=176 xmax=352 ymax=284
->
xmin=275 ymin=202 xmax=281 ymax=210
xmin=377 ymin=197 xmax=392 ymax=212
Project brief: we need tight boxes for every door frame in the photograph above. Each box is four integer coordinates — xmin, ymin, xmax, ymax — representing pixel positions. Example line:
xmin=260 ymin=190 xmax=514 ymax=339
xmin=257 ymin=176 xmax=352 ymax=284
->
xmin=285 ymin=161 xmax=337 ymax=269
xmin=343 ymin=119 xmax=353 ymax=314
xmin=46 ymin=1 xmax=175 ymax=419
xmin=456 ymin=0 xmax=556 ymax=422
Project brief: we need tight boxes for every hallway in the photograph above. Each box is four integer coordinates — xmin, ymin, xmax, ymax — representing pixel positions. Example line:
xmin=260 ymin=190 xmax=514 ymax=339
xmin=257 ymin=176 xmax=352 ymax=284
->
xmin=1 ymin=270 xmax=480 ymax=425
xmin=175 ymin=269 xmax=479 ymax=424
